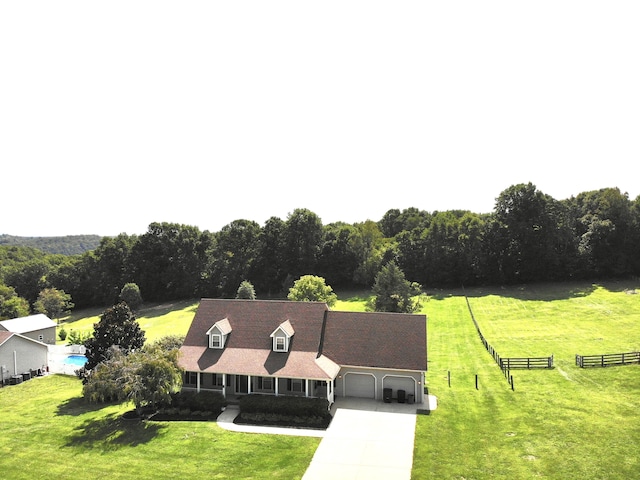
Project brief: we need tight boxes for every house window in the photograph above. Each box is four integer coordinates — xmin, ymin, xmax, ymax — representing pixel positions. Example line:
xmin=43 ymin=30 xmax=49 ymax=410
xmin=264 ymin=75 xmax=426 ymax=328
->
xmin=288 ymin=378 xmax=304 ymax=393
xmin=257 ymin=377 xmax=273 ymax=391
xmin=212 ymin=373 xmax=224 ymax=387
xmin=210 ymin=334 xmax=222 ymax=349
xmin=274 ymin=336 xmax=287 ymax=352
xmin=184 ymin=371 xmax=198 ymax=385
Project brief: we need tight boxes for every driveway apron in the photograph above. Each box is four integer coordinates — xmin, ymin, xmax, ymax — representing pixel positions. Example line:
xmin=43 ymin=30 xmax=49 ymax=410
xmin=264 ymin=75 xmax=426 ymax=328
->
xmin=302 ymin=405 xmax=417 ymax=480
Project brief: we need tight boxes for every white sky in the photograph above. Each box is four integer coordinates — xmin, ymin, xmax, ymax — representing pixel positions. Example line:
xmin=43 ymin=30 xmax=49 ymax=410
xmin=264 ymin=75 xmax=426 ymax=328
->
xmin=2 ymin=1 xmax=639 ymax=237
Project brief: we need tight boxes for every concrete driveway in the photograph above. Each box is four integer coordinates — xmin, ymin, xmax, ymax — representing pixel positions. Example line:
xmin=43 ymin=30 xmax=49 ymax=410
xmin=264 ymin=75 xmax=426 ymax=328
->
xmin=302 ymin=398 xmax=422 ymax=480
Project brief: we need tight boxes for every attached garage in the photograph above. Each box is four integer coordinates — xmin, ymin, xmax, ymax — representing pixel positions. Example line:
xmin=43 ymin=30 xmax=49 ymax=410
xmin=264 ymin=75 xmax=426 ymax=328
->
xmin=344 ymin=372 xmax=376 ymax=399
xmin=382 ymin=375 xmax=416 ymax=400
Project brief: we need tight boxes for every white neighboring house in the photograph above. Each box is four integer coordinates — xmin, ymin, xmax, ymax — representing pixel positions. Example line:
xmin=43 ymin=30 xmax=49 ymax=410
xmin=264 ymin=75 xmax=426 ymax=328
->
xmin=0 ymin=331 xmax=49 ymax=384
xmin=0 ymin=314 xmax=57 ymax=345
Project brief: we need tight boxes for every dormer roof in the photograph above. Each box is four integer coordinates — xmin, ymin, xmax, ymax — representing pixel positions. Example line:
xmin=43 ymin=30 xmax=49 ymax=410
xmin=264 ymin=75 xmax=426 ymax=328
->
xmin=270 ymin=319 xmax=294 ymax=338
xmin=206 ymin=318 xmax=232 ymax=335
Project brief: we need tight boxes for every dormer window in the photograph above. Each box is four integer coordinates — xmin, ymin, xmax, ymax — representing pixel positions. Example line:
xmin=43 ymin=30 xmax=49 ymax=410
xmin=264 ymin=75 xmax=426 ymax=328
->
xmin=210 ymin=334 xmax=222 ymax=349
xmin=206 ymin=318 xmax=232 ymax=349
xmin=270 ymin=319 xmax=294 ymax=352
xmin=274 ymin=336 xmax=287 ymax=352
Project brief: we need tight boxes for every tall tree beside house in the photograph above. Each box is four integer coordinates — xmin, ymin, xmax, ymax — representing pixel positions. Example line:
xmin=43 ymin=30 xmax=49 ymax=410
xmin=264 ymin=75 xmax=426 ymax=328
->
xmin=33 ymin=287 xmax=74 ymax=321
xmin=83 ymin=302 xmax=146 ymax=373
xmin=369 ymin=261 xmax=421 ymax=313
xmin=287 ymin=275 xmax=337 ymax=307
xmin=82 ymin=341 xmax=182 ymax=416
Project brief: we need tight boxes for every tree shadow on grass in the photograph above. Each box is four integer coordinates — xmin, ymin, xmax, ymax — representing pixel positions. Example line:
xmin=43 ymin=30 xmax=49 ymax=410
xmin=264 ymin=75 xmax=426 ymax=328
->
xmin=56 ymin=395 xmax=117 ymax=416
xmin=64 ymin=412 xmax=165 ymax=450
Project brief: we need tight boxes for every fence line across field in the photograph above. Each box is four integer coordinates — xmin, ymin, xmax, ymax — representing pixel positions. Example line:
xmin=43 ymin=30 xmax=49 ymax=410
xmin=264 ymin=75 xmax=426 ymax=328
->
xmin=575 ymin=351 xmax=640 ymax=368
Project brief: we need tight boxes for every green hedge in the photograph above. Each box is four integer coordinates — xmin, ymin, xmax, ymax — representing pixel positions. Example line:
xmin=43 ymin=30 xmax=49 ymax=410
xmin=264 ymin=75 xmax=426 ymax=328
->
xmin=237 ymin=395 xmax=332 ymax=428
xmin=239 ymin=394 xmax=329 ymax=417
xmin=165 ymin=390 xmax=227 ymax=414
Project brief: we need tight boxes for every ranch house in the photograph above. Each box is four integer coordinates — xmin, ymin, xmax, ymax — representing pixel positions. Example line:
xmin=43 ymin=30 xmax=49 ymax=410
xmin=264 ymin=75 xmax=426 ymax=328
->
xmin=179 ymin=299 xmax=427 ymax=404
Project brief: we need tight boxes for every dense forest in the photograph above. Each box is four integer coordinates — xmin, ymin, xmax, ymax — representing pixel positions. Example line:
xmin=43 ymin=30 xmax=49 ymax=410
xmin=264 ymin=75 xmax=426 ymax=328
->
xmin=1 ymin=183 xmax=639 ymax=314
xmin=0 ymin=234 xmax=101 ymax=255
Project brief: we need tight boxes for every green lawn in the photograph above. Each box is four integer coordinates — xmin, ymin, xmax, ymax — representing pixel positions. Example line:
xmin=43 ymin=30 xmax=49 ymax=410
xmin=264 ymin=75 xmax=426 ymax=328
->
xmin=413 ymin=281 xmax=640 ymax=479
xmin=0 ymin=375 xmax=319 ymax=479
xmin=4 ymin=282 xmax=639 ymax=479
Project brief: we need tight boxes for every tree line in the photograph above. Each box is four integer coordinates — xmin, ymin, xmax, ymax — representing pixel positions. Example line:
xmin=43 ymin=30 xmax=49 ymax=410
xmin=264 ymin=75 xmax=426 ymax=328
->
xmin=1 ymin=183 xmax=639 ymax=315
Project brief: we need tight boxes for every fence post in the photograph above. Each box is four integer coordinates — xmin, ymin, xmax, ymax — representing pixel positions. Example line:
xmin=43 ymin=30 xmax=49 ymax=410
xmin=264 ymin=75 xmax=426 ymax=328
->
xmin=475 ymin=374 xmax=478 ymax=390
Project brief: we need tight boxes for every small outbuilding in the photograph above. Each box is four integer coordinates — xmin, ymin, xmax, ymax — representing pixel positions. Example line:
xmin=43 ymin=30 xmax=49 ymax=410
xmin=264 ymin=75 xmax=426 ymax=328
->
xmin=0 ymin=314 xmax=57 ymax=345
xmin=0 ymin=331 xmax=49 ymax=384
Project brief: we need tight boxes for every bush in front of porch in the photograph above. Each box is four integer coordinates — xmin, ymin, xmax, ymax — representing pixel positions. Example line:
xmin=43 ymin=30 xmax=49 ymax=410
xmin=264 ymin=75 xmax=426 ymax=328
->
xmin=153 ymin=390 xmax=227 ymax=421
xmin=236 ymin=395 xmax=332 ymax=429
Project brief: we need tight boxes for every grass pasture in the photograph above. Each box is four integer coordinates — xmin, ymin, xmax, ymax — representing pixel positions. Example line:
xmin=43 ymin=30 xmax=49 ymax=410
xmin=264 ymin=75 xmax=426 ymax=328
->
xmin=414 ymin=280 xmax=640 ymax=479
xmin=60 ymin=299 xmax=199 ymax=343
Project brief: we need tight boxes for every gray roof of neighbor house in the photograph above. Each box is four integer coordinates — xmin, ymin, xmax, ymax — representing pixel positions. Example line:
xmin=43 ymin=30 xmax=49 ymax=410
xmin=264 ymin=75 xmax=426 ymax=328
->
xmin=179 ymin=299 xmax=427 ymax=378
xmin=0 ymin=314 xmax=56 ymax=334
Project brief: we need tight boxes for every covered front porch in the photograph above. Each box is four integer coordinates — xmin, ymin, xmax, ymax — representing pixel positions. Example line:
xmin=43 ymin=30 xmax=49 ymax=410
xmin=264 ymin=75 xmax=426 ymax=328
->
xmin=182 ymin=371 xmax=335 ymax=403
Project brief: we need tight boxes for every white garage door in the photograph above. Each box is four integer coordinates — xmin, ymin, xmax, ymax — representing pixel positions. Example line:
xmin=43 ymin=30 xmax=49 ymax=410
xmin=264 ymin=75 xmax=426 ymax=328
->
xmin=344 ymin=373 xmax=375 ymax=398
xmin=383 ymin=375 xmax=415 ymax=398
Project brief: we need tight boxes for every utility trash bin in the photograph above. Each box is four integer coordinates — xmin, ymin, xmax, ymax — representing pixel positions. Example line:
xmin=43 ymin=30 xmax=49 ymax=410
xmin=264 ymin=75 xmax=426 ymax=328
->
xmin=397 ymin=389 xmax=406 ymax=403
xmin=408 ymin=393 xmax=415 ymax=404
xmin=383 ymin=388 xmax=392 ymax=403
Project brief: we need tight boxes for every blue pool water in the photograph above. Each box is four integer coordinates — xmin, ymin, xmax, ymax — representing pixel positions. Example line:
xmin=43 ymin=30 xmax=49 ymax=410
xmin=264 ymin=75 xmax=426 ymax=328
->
xmin=64 ymin=355 xmax=87 ymax=366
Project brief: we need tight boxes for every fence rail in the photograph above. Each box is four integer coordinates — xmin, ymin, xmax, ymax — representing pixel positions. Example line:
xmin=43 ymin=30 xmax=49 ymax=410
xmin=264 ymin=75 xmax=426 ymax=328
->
xmin=463 ymin=290 xmax=554 ymax=390
xmin=576 ymin=352 xmax=640 ymax=368
xmin=500 ymin=356 xmax=554 ymax=370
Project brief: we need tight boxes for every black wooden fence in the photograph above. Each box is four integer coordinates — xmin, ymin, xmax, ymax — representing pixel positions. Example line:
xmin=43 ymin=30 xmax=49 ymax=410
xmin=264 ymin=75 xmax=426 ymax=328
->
xmin=576 ymin=352 xmax=640 ymax=368
xmin=464 ymin=292 xmax=554 ymax=389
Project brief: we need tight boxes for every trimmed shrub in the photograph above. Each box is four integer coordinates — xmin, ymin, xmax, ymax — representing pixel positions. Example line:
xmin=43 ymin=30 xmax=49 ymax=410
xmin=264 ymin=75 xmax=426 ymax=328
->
xmin=238 ymin=395 xmax=332 ymax=428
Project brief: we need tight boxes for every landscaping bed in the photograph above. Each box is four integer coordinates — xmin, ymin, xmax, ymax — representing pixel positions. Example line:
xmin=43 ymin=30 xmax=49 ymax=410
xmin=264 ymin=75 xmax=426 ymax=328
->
xmin=234 ymin=394 xmax=333 ymax=429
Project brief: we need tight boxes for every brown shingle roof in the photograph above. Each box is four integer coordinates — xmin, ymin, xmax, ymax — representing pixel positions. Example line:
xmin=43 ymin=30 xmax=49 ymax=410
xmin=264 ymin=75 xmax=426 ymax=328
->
xmin=321 ymin=311 xmax=427 ymax=371
xmin=179 ymin=299 xmax=427 ymax=377
xmin=179 ymin=299 xmax=336 ymax=379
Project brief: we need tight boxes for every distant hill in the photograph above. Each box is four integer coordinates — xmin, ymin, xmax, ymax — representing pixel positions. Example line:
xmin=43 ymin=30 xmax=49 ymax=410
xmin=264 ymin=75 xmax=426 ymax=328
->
xmin=0 ymin=234 xmax=102 ymax=255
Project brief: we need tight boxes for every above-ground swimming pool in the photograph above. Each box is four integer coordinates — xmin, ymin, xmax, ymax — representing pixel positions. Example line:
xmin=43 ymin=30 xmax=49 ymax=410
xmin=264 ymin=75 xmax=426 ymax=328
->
xmin=64 ymin=355 xmax=87 ymax=367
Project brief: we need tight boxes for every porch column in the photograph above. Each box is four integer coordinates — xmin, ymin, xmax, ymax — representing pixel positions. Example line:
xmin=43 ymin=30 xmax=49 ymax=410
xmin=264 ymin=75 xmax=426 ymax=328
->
xmin=305 ymin=379 xmax=309 ymax=397
xmin=197 ymin=372 xmax=201 ymax=393
xmin=247 ymin=375 xmax=252 ymax=394
xmin=222 ymin=374 xmax=226 ymax=398
xmin=275 ymin=377 xmax=279 ymax=396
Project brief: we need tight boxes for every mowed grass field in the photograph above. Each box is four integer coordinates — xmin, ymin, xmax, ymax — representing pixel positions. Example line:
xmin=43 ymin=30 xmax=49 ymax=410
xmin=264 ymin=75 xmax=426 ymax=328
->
xmin=414 ymin=280 xmax=640 ymax=479
xmin=2 ymin=281 xmax=639 ymax=479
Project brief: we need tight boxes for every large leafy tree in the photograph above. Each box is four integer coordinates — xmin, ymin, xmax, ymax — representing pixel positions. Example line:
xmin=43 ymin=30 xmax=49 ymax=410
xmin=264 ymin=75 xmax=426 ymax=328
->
xmin=317 ymin=223 xmax=360 ymax=287
xmin=83 ymin=339 xmax=182 ymax=416
xmin=369 ymin=261 xmax=420 ymax=313
xmin=209 ymin=219 xmax=261 ymax=297
xmin=284 ymin=209 xmax=324 ymax=279
xmin=33 ymin=287 xmax=74 ymax=320
xmin=250 ymin=216 xmax=287 ymax=294
xmin=287 ymin=275 xmax=337 ymax=307
xmin=0 ymin=284 xmax=30 ymax=320
xmin=571 ymin=187 xmax=635 ymax=277
xmin=488 ymin=183 xmax=573 ymax=283
xmin=83 ymin=302 xmax=146 ymax=372
xmin=131 ymin=223 xmax=213 ymax=301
